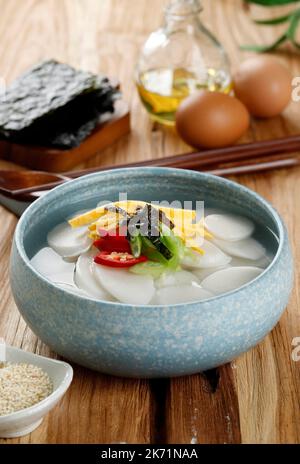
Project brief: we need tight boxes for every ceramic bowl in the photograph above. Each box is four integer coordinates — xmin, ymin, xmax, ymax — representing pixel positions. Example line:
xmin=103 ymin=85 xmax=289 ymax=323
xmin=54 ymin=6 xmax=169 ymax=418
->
xmin=0 ymin=345 xmax=73 ymax=438
xmin=10 ymin=168 xmax=293 ymax=378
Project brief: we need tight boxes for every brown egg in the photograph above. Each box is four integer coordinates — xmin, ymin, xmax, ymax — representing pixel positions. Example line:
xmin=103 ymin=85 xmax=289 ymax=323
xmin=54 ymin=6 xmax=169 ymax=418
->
xmin=175 ymin=91 xmax=250 ymax=149
xmin=233 ymin=56 xmax=292 ymax=118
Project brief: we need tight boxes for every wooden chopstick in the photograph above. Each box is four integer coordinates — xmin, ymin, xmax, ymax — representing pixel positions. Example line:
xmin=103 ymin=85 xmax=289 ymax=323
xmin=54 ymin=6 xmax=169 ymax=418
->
xmin=18 ymin=155 xmax=300 ymax=202
xmin=66 ymin=134 xmax=300 ymax=178
xmin=208 ymin=156 xmax=300 ymax=176
xmin=7 ymin=135 xmax=300 ymax=199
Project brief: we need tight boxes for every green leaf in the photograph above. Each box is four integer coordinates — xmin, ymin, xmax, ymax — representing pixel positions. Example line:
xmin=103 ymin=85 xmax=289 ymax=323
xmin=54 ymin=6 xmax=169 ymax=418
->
xmin=254 ymin=13 xmax=292 ymax=24
xmin=240 ymin=33 xmax=287 ymax=51
xmin=287 ymin=11 xmax=300 ymax=47
xmin=287 ymin=10 xmax=300 ymax=37
xmin=159 ymin=224 xmax=184 ymax=259
xmin=140 ymin=236 xmax=169 ymax=265
xmin=246 ymin=0 xmax=300 ymax=6
xmin=244 ymin=1 xmax=300 ymax=52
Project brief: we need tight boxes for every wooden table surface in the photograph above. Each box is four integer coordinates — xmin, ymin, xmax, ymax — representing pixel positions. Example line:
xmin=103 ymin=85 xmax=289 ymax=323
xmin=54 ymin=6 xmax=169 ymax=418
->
xmin=0 ymin=0 xmax=299 ymax=444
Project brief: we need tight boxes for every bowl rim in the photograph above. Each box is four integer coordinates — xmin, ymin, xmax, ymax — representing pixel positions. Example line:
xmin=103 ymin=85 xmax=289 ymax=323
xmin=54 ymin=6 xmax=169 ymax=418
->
xmin=13 ymin=167 xmax=287 ymax=308
xmin=0 ymin=345 xmax=73 ymax=422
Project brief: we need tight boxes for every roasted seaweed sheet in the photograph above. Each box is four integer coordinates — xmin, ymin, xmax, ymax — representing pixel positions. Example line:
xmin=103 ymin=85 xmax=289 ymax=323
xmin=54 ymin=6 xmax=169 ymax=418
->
xmin=0 ymin=60 xmax=120 ymax=149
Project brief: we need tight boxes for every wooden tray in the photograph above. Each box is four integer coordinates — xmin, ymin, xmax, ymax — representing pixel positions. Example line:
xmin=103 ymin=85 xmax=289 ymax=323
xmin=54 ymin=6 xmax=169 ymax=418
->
xmin=0 ymin=100 xmax=130 ymax=172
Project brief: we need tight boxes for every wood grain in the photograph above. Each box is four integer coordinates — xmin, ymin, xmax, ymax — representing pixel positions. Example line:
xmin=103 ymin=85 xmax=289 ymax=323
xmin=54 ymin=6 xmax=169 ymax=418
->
xmin=165 ymin=365 xmax=241 ymax=444
xmin=0 ymin=0 xmax=299 ymax=444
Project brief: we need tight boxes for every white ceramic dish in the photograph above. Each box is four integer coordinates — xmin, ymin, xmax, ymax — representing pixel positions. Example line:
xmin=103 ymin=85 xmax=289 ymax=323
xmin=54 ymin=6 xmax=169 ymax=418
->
xmin=0 ymin=345 xmax=73 ymax=438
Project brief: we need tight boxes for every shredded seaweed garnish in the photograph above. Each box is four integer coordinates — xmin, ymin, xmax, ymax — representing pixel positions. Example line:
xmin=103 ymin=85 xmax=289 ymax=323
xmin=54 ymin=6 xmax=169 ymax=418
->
xmin=125 ymin=204 xmax=175 ymax=261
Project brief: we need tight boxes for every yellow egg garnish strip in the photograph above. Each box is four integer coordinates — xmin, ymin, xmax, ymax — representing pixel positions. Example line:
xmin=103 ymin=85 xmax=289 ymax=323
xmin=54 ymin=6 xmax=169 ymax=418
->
xmin=184 ymin=224 xmax=213 ymax=240
xmin=153 ymin=205 xmax=196 ymax=223
xmin=96 ymin=213 xmax=122 ymax=228
xmin=204 ymin=229 xmax=213 ymax=239
xmin=88 ymin=225 xmax=120 ymax=240
xmin=69 ymin=206 xmax=107 ymax=228
xmin=88 ymin=230 xmax=99 ymax=240
xmin=191 ymin=246 xmax=205 ymax=255
xmin=69 ymin=201 xmax=146 ymax=228
xmin=88 ymin=213 xmax=123 ymax=232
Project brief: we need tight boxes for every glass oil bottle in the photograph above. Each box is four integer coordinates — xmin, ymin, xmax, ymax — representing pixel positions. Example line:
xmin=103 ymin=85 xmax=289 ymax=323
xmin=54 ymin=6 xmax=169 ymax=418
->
xmin=136 ymin=0 xmax=231 ymax=126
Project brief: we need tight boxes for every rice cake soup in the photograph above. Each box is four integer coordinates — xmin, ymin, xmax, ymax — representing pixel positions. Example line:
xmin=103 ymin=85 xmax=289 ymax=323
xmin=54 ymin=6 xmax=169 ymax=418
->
xmin=30 ymin=201 xmax=277 ymax=305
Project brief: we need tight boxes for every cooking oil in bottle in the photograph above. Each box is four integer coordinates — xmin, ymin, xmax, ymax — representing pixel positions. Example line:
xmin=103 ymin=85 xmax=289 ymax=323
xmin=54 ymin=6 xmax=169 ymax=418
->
xmin=135 ymin=0 xmax=231 ymax=126
xmin=137 ymin=67 xmax=232 ymax=126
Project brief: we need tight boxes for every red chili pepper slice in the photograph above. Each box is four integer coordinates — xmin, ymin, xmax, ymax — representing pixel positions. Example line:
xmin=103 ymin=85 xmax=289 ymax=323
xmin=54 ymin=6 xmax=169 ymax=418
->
xmin=94 ymin=251 xmax=148 ymax=268
xmin=94 ymin=235 xmax=131 ymax=253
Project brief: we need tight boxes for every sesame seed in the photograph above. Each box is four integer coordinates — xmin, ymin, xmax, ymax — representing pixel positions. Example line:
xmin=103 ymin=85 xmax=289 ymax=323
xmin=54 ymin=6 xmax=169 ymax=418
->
xmin=0 ymin=362 xmax=53 ymax=416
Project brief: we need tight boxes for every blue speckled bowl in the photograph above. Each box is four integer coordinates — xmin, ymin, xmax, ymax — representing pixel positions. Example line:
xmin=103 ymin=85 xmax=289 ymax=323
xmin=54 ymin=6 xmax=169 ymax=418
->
xmin=10 ymin=168 xmax=293 ymax=378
